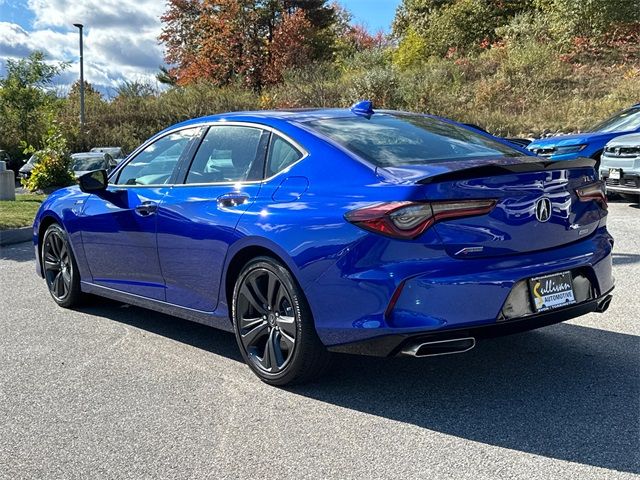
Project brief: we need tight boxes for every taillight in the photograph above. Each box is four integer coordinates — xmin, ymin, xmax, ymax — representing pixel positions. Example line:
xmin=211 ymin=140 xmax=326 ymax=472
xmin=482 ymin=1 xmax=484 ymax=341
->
xmin=345 ymin=199 xmax=497 ymax=239
xmin=576 ymin=181 xmax=607 ymax=209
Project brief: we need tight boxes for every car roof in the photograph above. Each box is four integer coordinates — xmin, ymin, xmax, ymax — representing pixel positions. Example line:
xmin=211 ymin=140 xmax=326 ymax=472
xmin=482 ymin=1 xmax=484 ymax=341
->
xmin=168 ymin=107 xmax=433 ymax=130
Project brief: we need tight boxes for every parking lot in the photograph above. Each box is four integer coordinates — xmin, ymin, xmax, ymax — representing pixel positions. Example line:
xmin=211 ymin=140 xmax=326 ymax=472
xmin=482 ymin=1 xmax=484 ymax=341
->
xmin=0 ymin=200 xmax=638 ymax=480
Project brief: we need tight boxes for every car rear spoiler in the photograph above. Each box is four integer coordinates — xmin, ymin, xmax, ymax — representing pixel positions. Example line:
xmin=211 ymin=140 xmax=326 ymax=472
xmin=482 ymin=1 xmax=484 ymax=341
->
xmin=415 ymin=157 xmax=596 ymax=185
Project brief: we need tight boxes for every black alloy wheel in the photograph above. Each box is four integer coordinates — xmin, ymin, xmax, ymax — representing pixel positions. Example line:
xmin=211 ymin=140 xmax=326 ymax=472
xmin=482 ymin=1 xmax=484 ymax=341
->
xmin=232 ymin=257 xmax=331 ymax=386
xmin=42 ymin=224 xmax=82 ymax=307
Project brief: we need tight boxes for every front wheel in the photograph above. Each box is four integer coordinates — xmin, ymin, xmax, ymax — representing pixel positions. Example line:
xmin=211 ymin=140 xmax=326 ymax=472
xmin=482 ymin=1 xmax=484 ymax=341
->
xmin=232 ymin=257 xmax=331 ymax=386
xmin=42 ymin=223 xmax=82 ymax=308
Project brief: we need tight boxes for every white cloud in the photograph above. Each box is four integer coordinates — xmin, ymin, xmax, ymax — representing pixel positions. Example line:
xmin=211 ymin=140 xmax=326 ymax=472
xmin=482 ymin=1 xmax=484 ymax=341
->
xmin=0 ymin=0 xmax=167 ymax=94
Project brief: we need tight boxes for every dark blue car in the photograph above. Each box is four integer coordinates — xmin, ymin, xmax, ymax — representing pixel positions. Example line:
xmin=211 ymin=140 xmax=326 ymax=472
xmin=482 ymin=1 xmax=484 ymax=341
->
xmin=33 ymin=103 xmax=614 ymax=385
xmin=527 ymin=104 xmax=640 ymax=165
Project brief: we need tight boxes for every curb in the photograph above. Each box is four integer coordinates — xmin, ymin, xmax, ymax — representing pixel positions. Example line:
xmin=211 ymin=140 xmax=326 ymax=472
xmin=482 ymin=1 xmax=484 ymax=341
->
xmin=0 ymin=227 xmax=32 ymax=246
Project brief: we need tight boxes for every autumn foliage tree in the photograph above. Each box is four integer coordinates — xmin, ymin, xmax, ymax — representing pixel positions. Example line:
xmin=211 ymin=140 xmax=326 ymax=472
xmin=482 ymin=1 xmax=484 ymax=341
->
xmin=159 ymin=0 xmax=337 ymax=89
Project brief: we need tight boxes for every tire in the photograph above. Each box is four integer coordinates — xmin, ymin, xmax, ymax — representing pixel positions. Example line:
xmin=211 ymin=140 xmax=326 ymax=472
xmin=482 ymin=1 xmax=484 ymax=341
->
xmin=619 ymin=193 xmax=640 ymax=203
xmin=232 ymin=256 xmax=331 ymax=386
xmin=41 ymin=223 xmax=83 ymax=308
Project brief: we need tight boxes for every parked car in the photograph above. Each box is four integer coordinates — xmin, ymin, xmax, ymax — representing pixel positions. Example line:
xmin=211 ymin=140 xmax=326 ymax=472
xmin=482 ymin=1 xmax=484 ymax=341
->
xmin=18 ymin=154 xmax=39 ymax=180
xmin=463 ymin=123 xmax=532 ymax=148
xmin=90 ymin=147 xmax=124 ymax=159
xmin=527 ymin=103 xmax=640 ymax=167
xmin=33 ymin=103 xmax=614 ymax=386
xmin=599 ymin=133 xmax=640 ymax=201
xmin=0 ymin=149 xmax=23 ymax=175
xmin=70 ymin=152 xmax=117 ymax=178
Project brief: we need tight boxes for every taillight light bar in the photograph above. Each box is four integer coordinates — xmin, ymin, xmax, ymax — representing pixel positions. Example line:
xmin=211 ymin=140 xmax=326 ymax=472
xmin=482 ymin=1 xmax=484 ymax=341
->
xmin=576 ymin=181 xmax=607 ymax=209
xmin=345 ymin=199 xmax=497 ymax=239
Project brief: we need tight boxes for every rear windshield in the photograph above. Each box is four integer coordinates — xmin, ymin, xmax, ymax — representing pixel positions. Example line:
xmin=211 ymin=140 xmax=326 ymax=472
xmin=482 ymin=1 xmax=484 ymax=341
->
xmin=305 ymin=113 xmax=523 ymax=167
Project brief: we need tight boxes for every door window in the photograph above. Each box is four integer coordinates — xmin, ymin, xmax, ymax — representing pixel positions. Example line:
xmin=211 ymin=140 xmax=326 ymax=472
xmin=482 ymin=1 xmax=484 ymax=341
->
xmin=116 ymin=127 xmax=201 ymax=185
xmin=185 ymin=126 xmax=268 ymax=184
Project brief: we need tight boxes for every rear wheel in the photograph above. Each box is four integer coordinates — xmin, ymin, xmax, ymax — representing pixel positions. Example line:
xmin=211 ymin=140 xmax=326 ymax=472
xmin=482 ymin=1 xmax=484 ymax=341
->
xmin=232 ymin=256 xmax=331 ymax=386
xmin=42 ymin=223 xmax=82 ymax=308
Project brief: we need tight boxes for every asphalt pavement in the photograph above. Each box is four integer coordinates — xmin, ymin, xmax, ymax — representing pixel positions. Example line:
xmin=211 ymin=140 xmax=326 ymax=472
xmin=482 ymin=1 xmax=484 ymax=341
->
xmin=1 ymin=200 xmax=638 ymax=479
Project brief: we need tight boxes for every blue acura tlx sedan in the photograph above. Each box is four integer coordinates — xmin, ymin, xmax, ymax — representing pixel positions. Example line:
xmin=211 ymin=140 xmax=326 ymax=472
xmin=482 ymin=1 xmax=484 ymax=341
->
xmin=33 ymin=102 xmax=614 ymax=385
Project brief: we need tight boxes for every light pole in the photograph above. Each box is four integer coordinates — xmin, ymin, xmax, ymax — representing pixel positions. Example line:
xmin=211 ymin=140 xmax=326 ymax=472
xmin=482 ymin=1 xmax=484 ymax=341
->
xmin=73 ymin=23 xmax=85 ymax=129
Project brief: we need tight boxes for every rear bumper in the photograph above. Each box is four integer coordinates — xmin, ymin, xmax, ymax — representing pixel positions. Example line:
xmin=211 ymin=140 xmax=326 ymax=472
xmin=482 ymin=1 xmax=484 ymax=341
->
xmin=328 ymin=290 xmax=614 ymax=356
xmin=602 ymin=172 xmax=640 ymax=194
xmin=310 ymin=226 xmax=614 ymax=348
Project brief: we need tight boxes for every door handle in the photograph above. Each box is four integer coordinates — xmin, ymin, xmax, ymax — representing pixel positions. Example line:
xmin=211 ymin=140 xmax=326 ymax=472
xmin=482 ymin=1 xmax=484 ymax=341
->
xmin=217 ymin=192 xmax=250 ymax=208
xmin=134 ymin=201 xmax=158 ymax=216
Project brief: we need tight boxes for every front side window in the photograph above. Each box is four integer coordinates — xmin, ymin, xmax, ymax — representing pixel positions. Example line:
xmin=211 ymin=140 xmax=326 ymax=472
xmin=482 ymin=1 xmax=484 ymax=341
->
xmin=267 ymin=135 xmax=303 ymax=177
xmin=185 ymin=125 xmax=267 ymax=184
xmin=306 ymin=113 xmax=524 ymax=167
xmin=116 ymin=127 xmax=201 ymax=185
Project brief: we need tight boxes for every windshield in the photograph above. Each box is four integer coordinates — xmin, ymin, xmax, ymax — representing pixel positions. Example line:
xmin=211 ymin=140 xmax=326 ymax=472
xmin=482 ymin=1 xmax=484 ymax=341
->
xmin=305 ymin=113 xmax=523 ymax=167
xmin=72 ymin=156 xmax=106 ymax=171
xmin=590 ymin=106 xmax=640 ymax=133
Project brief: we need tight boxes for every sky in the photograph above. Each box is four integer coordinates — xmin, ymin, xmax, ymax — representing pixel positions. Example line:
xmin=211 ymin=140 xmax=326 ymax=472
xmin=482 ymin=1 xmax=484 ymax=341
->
xmin=0 ymin=0 xmax=401 ymax=96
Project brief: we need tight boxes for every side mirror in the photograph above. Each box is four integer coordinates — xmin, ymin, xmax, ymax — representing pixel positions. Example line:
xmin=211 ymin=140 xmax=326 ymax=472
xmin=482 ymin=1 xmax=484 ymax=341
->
xmin=79 ymin=169 xmax=108 ymax=193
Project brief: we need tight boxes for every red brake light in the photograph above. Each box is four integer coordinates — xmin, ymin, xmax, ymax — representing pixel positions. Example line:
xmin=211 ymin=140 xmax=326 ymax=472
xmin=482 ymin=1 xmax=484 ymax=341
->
xmin=576 ymin=181 xmax=607 ymax=209
xmin=345 ymin=199 xmax=497 ymax=239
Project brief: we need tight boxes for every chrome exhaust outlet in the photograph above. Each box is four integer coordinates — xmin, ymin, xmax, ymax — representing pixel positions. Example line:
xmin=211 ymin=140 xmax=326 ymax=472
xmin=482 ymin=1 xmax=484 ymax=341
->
xmin=596 ymin=295 xmax=612 ymax=313
xmin=400 ymin=337 xmax=476 ymax=357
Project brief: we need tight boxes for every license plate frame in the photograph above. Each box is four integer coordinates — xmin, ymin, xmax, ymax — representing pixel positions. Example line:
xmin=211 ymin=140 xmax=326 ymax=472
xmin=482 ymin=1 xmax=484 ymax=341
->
xmin=609 ymin=168 xmax=622 ymax=180
xmin=528 ymin=271 xmax=576 ymax=313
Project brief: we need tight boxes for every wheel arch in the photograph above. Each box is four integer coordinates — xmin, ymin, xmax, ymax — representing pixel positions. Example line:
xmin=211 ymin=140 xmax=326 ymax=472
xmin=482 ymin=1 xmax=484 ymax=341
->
xmin=36 ymin=213 xmax=63 ymax=278
xmin=223 ymin=240 xmax=300 ymax=321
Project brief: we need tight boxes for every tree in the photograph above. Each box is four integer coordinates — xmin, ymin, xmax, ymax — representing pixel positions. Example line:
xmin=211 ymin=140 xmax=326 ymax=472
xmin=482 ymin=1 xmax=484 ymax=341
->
xmin=534 ymin=0 xmax=640 ymax=39
xmin=264 ymin=10 xmax=313 ymax=84
xmin=0 ymin=51 xmax=67 ymax=157
xmin=158 ymin=0 xmax=340 ymax=89
xmin=392 ymin=0 xmax=534 ymax=57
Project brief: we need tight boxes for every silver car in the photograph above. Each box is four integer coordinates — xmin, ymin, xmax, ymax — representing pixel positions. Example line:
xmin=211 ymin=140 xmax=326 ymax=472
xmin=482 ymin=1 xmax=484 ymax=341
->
xmin=600 ymin=133 xmax=640 ymax=201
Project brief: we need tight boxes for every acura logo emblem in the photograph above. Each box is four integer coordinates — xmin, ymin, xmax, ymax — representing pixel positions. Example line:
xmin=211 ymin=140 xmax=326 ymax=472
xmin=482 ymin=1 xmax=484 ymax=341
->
xmin=535 ymin=197 xmax=552 ymax=222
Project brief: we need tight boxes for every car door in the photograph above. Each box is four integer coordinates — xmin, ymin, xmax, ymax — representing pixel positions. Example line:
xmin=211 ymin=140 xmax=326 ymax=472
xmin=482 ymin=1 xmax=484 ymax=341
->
xmin=80 ymin=127 xmax=203 ymax=300
xmin=156 ymin=124 xmax=270 ymax=311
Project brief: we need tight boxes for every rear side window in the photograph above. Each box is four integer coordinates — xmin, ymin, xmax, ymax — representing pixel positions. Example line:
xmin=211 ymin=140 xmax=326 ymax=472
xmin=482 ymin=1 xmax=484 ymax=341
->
xmin=186 ymin=126 xmax=267 ymax=184
xmin=305 ymin=114 xmax=522 ymax=167
xmin=267 ymin=135 xmax=303 ymax=177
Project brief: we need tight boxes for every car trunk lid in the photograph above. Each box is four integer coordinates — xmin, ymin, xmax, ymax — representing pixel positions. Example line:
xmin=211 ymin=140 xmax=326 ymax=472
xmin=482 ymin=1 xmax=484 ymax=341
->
xmin=380 ymin=157 xmax=605 ymax=258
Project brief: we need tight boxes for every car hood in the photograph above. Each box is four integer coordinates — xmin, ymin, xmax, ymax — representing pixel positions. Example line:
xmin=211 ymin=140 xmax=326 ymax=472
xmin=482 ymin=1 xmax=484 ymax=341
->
xmin=605 ymin=133 xmax=640 ymax=147
xmin=528 ymin=131 xmax=620 ymax=148
xmin=19 ymin=163 xmax=35 ymax=173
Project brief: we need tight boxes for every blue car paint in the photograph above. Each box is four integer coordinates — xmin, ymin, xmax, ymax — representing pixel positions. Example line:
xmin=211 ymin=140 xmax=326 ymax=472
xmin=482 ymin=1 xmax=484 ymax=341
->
xmin=527 ymin=104 xmax=640 ymax=161
xmin=33 ymin=108 xmax=614 ymax=351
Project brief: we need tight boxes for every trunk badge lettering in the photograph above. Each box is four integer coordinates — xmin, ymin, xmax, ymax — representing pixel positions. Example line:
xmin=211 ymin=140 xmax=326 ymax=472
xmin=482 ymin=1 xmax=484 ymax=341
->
xmin=455 ymin=246 xmax=484 ymax=256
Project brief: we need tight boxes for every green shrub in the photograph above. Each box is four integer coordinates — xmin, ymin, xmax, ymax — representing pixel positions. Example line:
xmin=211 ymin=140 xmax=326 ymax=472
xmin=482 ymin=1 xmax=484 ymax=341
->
xmin=266 ymin=64 xmax=344 ymax=108
xmin=23 ymin=125 xmax=75 ymax=192
xmin=393 ymin=28 xmax=429 ymax=70
xmin=421 ymin=0 xmax=495 ymax=56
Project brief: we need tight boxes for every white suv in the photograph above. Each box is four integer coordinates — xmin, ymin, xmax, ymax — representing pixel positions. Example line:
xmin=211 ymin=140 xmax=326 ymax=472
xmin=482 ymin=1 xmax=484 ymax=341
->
xmin=600 ymin=133 xmax=640 ymax=201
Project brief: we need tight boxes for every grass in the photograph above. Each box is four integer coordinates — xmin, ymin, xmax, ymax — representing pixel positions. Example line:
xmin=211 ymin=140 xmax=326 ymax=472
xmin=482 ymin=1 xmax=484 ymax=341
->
xmin=0 ymin=193 xmax=47 ymax=230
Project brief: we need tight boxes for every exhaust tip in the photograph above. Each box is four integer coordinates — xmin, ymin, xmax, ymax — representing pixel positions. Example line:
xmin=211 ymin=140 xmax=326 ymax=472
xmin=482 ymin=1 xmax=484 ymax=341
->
xmin=401 ymin=337 xmax=476 ymax=357
xmin=596 ymin=295 xmax=612 ymax=313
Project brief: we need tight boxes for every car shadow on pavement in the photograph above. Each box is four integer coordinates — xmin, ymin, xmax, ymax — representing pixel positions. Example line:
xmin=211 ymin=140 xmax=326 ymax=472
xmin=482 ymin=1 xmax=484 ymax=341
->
xmin=77 ymin=295 xmax=639 ymax=474
xmin=78 ymin=296 xmax=244 ymax=362
xmin=292 ymin=324 xmax=640 ymax=474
